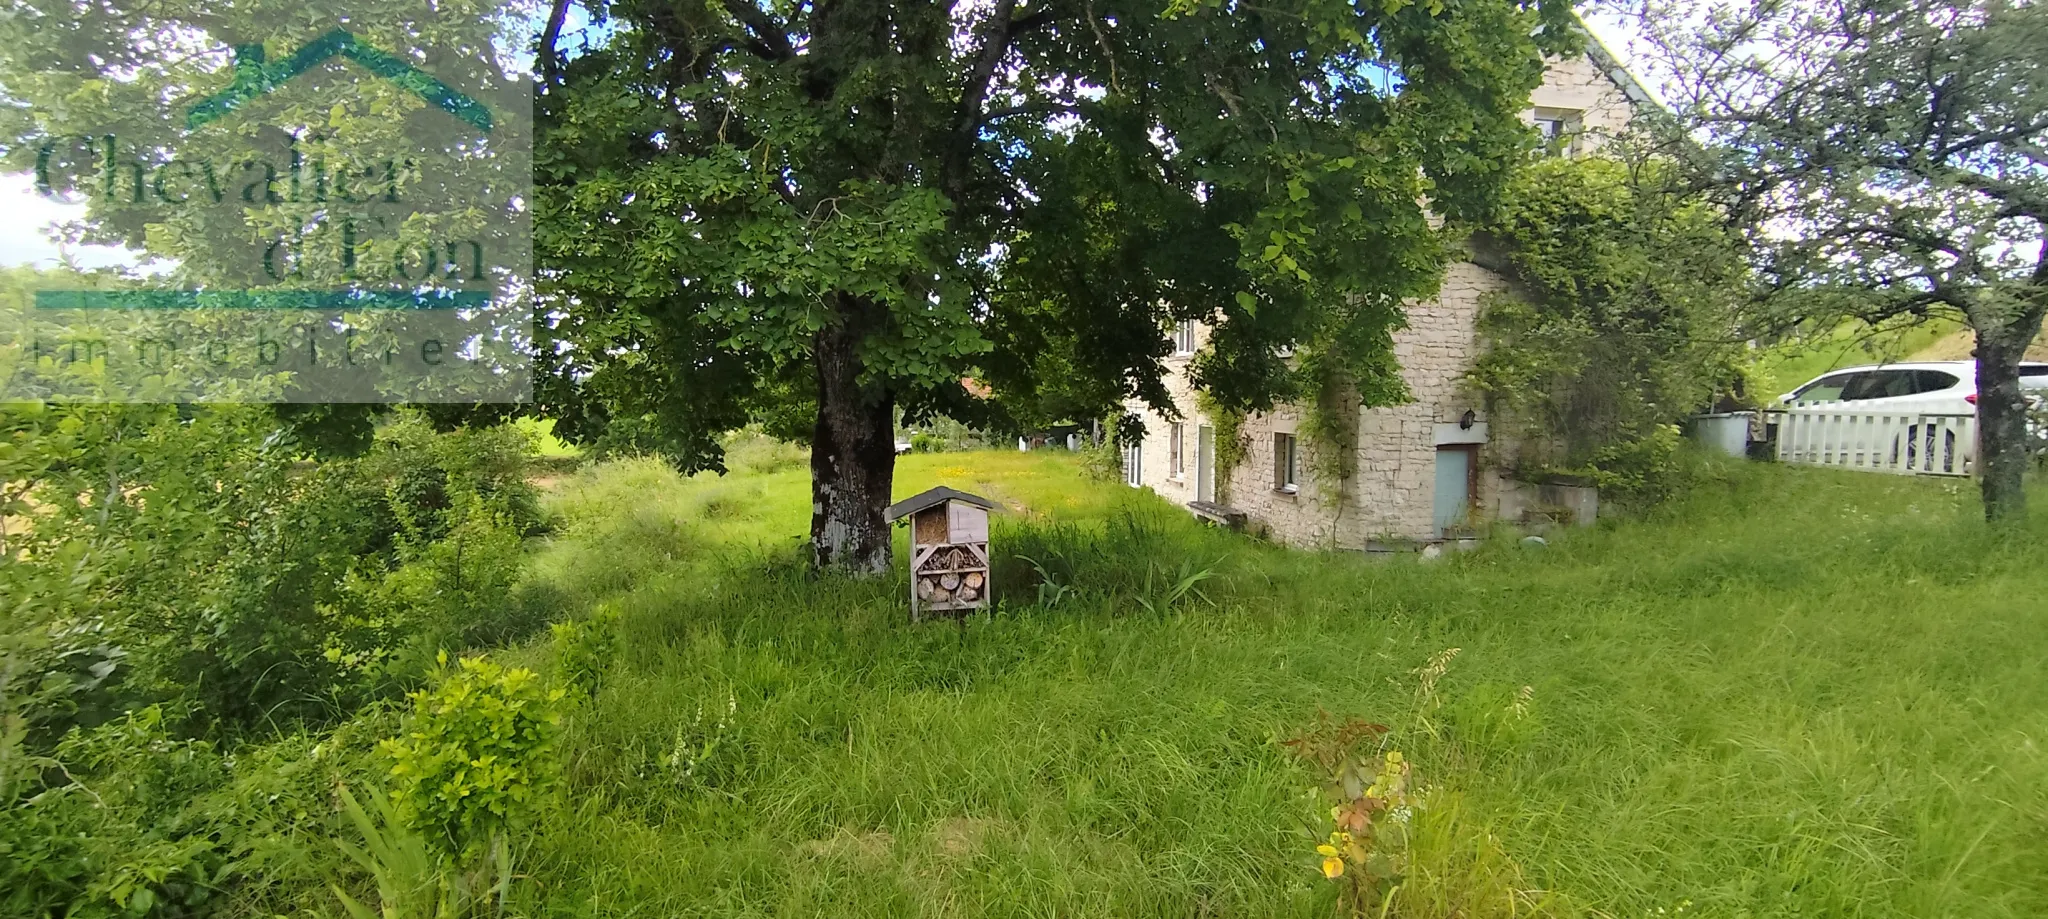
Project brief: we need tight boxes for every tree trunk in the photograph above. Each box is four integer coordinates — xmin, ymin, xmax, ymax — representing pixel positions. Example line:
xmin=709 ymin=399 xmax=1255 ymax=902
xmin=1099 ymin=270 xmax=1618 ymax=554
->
xmin=1972 ymin=305 xmax=2045 ymax=525
xmin=810 ymin=294 xmax=896 ymax=574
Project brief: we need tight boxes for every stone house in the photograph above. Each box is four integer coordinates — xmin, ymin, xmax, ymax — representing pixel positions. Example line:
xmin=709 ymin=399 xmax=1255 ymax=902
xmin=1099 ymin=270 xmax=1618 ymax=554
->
xmin=1120 ymin=34 xmax=1651 ymax=549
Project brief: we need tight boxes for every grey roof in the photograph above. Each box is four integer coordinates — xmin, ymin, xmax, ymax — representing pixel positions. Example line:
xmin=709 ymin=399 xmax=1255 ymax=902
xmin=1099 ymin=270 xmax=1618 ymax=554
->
xmin=884 ymin=486 xmax=997 ymax=522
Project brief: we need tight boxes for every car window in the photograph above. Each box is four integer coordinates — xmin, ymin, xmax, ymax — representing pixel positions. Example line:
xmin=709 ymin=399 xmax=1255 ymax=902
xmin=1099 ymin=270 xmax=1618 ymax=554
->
xmin=1839 ymin=371 xmax=1904 ymax=400
xmin=1794 ymin=372 xmax=1858 ymax=402
xmin=1912 ymin=370 xmax=1960 ymax=394
xmin=2020 ymin=364 xmax=2048 ymax=378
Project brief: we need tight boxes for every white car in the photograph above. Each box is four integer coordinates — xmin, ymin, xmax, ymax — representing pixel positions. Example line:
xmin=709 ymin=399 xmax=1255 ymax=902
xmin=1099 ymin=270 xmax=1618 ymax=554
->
xmin=1780 ymin=360 xmax=2048 ymax=413
xmin=1777 ymin=361 xmax=2048 ymax=473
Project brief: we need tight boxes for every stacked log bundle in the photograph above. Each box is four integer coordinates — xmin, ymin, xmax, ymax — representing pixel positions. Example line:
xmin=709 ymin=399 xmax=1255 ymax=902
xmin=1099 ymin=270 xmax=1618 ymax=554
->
xmin=914 ymin=547 xmax=987 ymax=604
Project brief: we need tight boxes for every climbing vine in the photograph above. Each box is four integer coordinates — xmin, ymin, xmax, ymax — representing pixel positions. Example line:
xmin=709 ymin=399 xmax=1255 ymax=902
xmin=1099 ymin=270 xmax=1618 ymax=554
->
xmin=1196 ymin=391 xmax=1249 ymax=505
xmin=1296 ymin=355 xmax=1365 ymax=506
xmin=1468 ymin=154 xmax=1746 ymax=503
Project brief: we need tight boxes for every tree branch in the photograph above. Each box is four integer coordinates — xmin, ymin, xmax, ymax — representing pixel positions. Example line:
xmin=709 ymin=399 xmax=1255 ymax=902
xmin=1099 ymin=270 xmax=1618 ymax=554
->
xmin=940 ymin=0 xmax=1023 ymax=202
xmin=722 ymin=0 xmax=796 ymax=61
xmin=977 ymin=101 xmax=1081 ymax=125
xmin=539 ymin=0 xmax=573 ymax=84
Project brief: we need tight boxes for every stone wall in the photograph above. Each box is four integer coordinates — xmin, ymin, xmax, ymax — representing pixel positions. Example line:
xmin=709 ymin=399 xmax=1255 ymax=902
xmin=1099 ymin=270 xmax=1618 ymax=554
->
xmin=1526 ymin=47 xmax=1637 ymax=147
xmin=1122 ymin=49 xmax=1638 ymax=549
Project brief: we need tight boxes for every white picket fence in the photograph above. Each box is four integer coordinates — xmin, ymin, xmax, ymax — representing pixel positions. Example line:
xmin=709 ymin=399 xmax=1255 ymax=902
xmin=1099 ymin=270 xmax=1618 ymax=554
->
xmin=1770 ymin=409 xmax=1976 ymax=476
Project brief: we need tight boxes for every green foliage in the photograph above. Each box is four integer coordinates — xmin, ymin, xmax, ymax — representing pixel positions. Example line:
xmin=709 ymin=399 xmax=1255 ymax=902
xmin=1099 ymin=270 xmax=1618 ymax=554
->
xmin=551 ymin=605 xmax=622 ymax=699
xmin=0 ymin=705 xmax=295 ymax=919
xmin=332 ymin=783 xmax=505 ymax=919
xmin=0 ymin=395 xmax=559 ymax=918
xmin=383 ymin=654 xmax=566 ymax=858
xmin=1013 ymin=555 xmax=1076 ymax=609
xmin=1470 ymin=155 xmax=1745 ymax=501
xmin=0 ymin=401 xmax=549 ymax=735
xmin=1297 ymin=359 xmax=1365 ymax=501
xmin=1194 ymin=392 xmax=1250 ymax=503
xmin=718 ymin=428 xmax=809 ymax=477
xmin=1075 ymin=418 xmax=1125 ymax=482
xmin=534 ymin=0 xmax=1581 ymax=568
xmin=1130 ymin=558 xmax=1223 ymax=615
xmin=1651 ymin=0 xmax=2048 ymax=521
xmin=1280 ymin=714 xmax=1415 ymax=909
xmin=2 ymin=695 xmax=413 ymax=919
xmin=902 ymin=415 xmax=999 ymax=454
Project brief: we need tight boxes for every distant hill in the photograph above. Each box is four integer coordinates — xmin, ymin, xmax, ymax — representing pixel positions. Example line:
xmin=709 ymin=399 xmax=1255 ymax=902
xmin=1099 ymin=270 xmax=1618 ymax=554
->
xmin=1910 ymin=328 xmax=2048 ymax=362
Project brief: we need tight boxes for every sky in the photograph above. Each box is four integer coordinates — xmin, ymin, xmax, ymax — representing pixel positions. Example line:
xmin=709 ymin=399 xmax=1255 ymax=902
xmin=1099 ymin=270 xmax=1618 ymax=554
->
xmin=0 ymin=13 xmax=1651 ymax=271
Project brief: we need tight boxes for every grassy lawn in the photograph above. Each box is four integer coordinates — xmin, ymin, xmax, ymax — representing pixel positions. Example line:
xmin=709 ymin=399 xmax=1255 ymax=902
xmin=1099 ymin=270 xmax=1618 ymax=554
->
xmin=514 ymin=416 xmax=584 ymax=458
xmin=519 ymin=449 xmax=2048 ymax=918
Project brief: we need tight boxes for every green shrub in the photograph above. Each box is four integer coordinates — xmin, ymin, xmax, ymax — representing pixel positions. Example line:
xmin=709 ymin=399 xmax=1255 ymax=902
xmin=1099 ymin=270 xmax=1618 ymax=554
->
xmin=1471 ymin=155 xmax=1746 ymax=503
xmin=1547 ymin=422 xmax=1695 ymax=508
xmin=551 ymin=605 xmax=622 ymax=699
xmin=383 ymin=655 xmax=566 ymax=858
xmin=0 ymin=707 xmax=236 ymax=919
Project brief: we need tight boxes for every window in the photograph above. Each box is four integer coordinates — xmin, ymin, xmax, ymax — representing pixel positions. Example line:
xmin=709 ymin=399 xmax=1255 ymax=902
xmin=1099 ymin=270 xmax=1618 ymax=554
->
xmin=1173 ymin=320 xmax=1197 ymax=355
xmin=1123 ymin=437 xmax=1144 ymax=487
xmin=1532 ymin=107 xmax=1583 ymax=157
xmin=1912 ymin=370 xmax=1961 ymax=394
xmin=1273 ymin=433 xmax=1298 ymax=493
xmin=1840 ymin=369 xmax=1941 ymax=401
xmin=1169 ymin=423 xmax=1185 ymax=477
xmin=1791 ymin=372 xmax=1857 ymax=403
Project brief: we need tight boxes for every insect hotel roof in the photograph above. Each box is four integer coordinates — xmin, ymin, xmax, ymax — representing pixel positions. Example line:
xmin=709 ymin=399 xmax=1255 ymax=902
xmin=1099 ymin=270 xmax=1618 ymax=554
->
xmin=883 ymin=486 xmax=997 ymax=522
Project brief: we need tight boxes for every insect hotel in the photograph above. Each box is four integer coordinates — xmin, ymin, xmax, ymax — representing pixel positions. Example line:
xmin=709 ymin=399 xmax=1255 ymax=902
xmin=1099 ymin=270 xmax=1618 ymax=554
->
xmin=884 ymin=487 xmax=996 ymax=620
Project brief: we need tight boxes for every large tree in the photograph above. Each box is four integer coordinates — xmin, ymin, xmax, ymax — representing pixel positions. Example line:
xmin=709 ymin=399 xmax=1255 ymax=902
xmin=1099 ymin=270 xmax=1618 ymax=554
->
xmin=536 ymin=0 xmax=1580 ymax=572
xmin=1643 ymin=0 xmax=2048 ymax=522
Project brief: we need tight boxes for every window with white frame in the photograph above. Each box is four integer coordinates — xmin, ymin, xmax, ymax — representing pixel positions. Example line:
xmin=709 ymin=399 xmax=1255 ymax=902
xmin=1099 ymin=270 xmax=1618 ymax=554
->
xmin=1169 ymin=423 xmax=1185 ymax=477
xmin=1124 ymin=436 xmax=1144 ymax=486
xmin=1532 ymin=108 xmax=1584 ymax=157
xmin=1273 ymin=433 xmax=1298 ymax=493
xmin=1173 ymin=320 xmax=1197 ymax=355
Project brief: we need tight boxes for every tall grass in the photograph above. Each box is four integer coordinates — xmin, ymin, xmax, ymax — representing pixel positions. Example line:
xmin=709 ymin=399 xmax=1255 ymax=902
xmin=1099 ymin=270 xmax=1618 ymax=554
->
xmin=517 ymin=451 xmax=2048 ymax=918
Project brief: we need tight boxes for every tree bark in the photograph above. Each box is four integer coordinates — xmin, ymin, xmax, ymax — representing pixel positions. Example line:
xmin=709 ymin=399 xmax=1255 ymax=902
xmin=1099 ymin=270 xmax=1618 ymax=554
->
xmin=810 ymin=293 xmax=896 ymax=574
xmin=1972 ymin=304 xmax=2045 ymax=524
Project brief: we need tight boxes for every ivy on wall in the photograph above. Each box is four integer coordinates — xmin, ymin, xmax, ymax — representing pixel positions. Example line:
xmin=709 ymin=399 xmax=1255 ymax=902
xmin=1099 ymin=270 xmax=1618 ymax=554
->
xmin=1468 ymin=153 xmax=1748 ymax=502
xmin=1195 ymin=391 xmax=1250 ymax=505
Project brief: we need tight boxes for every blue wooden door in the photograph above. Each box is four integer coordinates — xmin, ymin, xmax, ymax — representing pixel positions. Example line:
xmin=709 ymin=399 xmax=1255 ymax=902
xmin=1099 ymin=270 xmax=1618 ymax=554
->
xmin=1433 ymin=447 xmax=1472 ymax=536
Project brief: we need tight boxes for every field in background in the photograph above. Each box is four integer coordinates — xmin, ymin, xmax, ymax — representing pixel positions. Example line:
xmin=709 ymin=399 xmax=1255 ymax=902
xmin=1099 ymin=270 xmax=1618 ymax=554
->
xmin=518 ymin=450 xmax=2048 ymax=918
xmin=1747 ymin=318 xmax=1965 ymax=401
xmin=1909 ymin=328 xmax=2048 ymax=363
xmin=512 ymin=416 xmax=582 ymax=458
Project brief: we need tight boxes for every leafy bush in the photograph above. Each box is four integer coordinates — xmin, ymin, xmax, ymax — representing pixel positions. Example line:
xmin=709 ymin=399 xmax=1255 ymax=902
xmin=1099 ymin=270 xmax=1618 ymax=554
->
xmin=720 ymin=428 xmax=807 ymax=476
xmin=0 ymin=403 xmax=553 ymax=736
xmin=383 ymin=654 xmax=566 ymax=858
xmin=551 ymin=605 xmax=622 ymax=698
xmin=1280 ymin=714 xmax=1415 ymax=900
xmin=0 ymin=706 xmax=238 ymax=919
xmin=1470 ymin=154 xmax=1747 ymax=502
